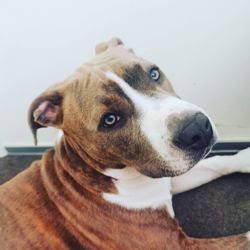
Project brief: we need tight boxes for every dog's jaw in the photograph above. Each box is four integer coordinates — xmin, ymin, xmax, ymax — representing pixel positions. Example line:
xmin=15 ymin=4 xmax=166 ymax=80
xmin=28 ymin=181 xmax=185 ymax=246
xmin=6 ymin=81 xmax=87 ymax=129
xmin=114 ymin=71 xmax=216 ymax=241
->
xmin=102 ymin=167 xmax=175 ymax=218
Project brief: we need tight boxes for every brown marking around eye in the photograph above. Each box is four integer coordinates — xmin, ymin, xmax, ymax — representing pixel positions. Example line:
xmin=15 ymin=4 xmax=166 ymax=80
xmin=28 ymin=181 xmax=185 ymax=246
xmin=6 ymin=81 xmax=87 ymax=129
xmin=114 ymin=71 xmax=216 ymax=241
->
xmin=124 ymin=64 xmax=149 ymax=90
xmin=123 ymin=64 xmax=164 ymax=94
xmin=98 ymin=97 xmax=113 ymax=107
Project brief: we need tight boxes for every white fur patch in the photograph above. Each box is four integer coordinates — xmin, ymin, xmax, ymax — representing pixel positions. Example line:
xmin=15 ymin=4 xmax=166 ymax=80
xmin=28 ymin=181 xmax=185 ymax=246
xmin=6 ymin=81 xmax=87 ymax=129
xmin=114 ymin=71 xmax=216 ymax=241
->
xmin=171 ymin=147 xmax=250 ymax=194
xmin=105 ymin=71 xmax=217 ymax=173
xmin=103 ymin=167 xmax=174 ymax=218
xmin=234 ymin=147 xmax=250 ymax=173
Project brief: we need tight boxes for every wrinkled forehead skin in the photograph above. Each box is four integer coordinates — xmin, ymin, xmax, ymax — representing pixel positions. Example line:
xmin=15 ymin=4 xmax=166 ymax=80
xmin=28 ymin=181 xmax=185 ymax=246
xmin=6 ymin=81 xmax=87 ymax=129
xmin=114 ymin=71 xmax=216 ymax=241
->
xmin=70 ymin=38 xmax=176 ymax=127
xmin=83 ymin=39 xmax=175 ymax=93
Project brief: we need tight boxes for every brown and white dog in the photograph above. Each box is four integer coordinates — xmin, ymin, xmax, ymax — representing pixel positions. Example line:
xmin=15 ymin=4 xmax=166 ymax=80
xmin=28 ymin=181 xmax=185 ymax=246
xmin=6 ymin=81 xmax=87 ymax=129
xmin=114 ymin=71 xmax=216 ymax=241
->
xmin=0 ymin=38 xmax=250 ymax=249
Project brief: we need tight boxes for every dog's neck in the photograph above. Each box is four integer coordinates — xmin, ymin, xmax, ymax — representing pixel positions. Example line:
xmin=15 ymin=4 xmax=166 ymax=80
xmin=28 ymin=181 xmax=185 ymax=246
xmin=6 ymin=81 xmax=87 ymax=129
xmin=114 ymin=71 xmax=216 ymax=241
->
xmin=102 ymin=167 xmax=174 ymax=218
xmin=49 ymin=135 xmax=174 ymax=218
xmin=54 ymin=136 xmax=116 ymax=194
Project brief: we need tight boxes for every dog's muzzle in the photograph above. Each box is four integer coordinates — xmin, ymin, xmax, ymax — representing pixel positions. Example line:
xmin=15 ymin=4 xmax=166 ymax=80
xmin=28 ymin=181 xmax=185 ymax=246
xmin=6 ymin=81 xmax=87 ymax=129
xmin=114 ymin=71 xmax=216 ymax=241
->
xmin=173 ymin=112 xmax=214 ymax=152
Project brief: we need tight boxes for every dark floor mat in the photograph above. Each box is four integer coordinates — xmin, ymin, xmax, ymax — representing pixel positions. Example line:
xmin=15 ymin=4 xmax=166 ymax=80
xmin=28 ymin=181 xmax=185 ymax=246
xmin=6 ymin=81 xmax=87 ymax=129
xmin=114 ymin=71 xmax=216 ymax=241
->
xmin=173 ymin=172 xmax=250 ymax=238
xmin=0 ymin=155 xmax=41 ymax=184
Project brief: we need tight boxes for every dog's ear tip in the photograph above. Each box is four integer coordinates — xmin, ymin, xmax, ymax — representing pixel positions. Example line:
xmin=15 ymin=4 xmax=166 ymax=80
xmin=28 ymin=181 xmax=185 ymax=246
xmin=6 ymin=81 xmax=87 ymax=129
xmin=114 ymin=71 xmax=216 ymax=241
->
xmin=33 ymin=131 xmax=38 ymax=146
xmin=95 ymin=37 xmax=124 ymax=55
xmin=28 ymin=92 xmax=63 ymax=147
xmin=34 ymin=138 xmax=38 ymax=146
xmin=110 ymin=37 xmax=124 ymax=46
xmin=29 ymin=120 xmax=40 ymax=146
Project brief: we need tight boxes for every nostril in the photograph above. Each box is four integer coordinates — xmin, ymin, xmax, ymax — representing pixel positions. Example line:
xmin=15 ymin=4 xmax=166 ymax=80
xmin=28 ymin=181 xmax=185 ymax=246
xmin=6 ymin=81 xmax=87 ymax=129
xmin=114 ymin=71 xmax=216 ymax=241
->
xmin=192 ymin=135 xmax=200 ymax=144
xmin=189 ymin=134 xmax=203 ymax=150
xmin=206 ymin=120 xmax=210 ymax=130
xmin=173 ymin=112 xmax=213 ymax=151
xmin=205 ymin=119 xmax=210 ymax=130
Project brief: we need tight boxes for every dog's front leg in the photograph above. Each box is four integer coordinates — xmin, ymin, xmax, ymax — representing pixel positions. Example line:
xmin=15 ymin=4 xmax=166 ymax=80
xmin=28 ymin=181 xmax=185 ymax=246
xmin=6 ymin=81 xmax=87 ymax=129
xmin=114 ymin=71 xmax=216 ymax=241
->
xmin=171 ymin=147 xmax=250 ymax=194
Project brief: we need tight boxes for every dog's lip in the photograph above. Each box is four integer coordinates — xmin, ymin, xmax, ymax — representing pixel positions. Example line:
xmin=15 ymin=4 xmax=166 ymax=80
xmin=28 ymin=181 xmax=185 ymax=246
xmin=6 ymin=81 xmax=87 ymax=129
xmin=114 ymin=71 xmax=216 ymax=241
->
xmin=203 ymin=137 xmax=217 ymax=156
xmin=190 ymin=145 xmax=213 ymax=165
xmin=190 ymin=135 xmax=216 ymax=155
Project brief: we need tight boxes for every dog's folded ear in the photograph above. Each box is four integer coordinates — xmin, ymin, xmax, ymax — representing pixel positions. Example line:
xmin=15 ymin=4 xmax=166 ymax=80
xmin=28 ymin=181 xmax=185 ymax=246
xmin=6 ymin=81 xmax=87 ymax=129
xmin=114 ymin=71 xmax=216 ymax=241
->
xmin=28 ymin=89 xmax=64 ymax=145
xmin=95 ymin=37 xmax=124 ymax=54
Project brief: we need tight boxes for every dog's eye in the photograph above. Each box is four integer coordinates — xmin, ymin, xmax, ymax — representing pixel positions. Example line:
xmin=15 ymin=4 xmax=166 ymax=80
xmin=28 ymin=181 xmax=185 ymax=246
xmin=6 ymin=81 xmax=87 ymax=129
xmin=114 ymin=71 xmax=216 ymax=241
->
xmin=103 ymin=113 xmax=121 ymax=128
xmin=149 ymin=68 xmax=160 ymax=81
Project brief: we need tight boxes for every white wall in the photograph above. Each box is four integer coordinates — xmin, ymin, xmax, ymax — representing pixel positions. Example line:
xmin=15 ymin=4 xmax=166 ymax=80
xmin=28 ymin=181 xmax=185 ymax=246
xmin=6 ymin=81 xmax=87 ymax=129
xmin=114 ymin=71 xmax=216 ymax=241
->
xmin=0 ymin=0 xmax=250 ymax=147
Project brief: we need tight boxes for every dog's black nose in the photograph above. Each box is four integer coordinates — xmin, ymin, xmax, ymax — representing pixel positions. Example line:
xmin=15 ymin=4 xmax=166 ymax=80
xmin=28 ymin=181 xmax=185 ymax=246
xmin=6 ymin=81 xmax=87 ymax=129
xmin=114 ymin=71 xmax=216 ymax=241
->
xmin=173 ymin=112 xmax=213 ymax=150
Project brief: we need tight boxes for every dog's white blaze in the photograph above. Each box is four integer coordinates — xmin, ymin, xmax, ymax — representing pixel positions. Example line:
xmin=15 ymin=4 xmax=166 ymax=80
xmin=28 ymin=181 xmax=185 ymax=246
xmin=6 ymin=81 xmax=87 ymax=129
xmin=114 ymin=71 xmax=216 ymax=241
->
xmin=106 ymin=71 xmax=217 ymax=166
xmin=103 ymin=167 xmax=174 ymax=218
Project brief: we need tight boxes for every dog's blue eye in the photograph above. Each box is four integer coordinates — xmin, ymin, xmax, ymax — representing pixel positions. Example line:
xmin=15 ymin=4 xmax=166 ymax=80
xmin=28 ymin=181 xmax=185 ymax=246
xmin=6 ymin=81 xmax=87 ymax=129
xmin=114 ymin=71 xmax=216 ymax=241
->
xmin=150 ymin=68 xmax=160 ymax=81
xmin=103 ymin=113 xmax=120 ymax=127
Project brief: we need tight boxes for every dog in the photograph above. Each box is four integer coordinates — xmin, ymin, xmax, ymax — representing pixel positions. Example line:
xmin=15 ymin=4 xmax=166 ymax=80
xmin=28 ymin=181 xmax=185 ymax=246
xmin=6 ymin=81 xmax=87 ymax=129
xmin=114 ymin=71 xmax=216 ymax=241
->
xmin=0 ymin=38 xmax=250 ymax=249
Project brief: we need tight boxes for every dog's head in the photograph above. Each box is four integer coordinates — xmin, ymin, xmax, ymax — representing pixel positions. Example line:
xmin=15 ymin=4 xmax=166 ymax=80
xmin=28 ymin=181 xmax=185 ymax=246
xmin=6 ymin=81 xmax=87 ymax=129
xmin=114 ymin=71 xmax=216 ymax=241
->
xmin=29 ymin=38 xmax=217 ymax=178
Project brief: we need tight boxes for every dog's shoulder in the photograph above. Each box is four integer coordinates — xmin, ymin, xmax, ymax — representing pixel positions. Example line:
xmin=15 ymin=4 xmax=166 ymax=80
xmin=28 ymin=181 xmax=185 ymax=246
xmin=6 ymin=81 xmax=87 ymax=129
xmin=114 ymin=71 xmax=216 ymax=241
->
xmin=0 ymin=151 xmax=66 ymax=249
xmin=0 ymin=159 xmax=43 ymax=204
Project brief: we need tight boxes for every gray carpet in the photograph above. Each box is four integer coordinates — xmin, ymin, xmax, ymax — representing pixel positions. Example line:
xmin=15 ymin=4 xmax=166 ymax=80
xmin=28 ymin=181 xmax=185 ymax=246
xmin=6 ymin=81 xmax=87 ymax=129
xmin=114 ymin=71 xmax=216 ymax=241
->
xmin=173 ymin=172 xmax=250 ymax=238
xmin=0 ymin=155 xmax=41 ymax=184
xmin=0 ymin=155 xmax=250 ymax=238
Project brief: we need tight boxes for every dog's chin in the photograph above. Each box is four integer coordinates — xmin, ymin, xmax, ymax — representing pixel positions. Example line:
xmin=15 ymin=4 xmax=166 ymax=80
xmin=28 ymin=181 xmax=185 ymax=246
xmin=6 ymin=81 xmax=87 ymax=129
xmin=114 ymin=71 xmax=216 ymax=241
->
xmin=139 ymin=163 xmax=194 ymax=178
xmin=138 ymin=146 xmax=212 ymax=178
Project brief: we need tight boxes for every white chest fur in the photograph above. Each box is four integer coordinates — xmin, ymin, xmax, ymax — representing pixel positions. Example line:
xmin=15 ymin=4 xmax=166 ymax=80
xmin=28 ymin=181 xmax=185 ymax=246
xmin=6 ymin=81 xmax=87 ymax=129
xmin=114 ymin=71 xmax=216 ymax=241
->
xmin=102 ymin=167 xmax=174 ymax=218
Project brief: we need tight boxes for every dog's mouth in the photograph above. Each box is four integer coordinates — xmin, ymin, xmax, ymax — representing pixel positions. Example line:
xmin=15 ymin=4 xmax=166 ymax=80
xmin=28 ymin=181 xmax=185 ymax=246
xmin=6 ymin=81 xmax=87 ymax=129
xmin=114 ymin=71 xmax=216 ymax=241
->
xmin=186 ymin=144 xmax=213 ymax=166
xmin=136 ymin=128 xmax=217 ymax=179
xmin=162 ymin=111 xmax=217 ymax=176
xmin=165 ymin=136 xmax=217 ymax=177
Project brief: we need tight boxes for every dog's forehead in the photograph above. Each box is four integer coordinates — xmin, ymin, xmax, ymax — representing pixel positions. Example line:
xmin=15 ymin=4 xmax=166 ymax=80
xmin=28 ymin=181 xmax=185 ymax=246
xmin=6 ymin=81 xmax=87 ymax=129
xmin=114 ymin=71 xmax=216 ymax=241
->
xmin=74 ymin=45 xmax=175 ymax=97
